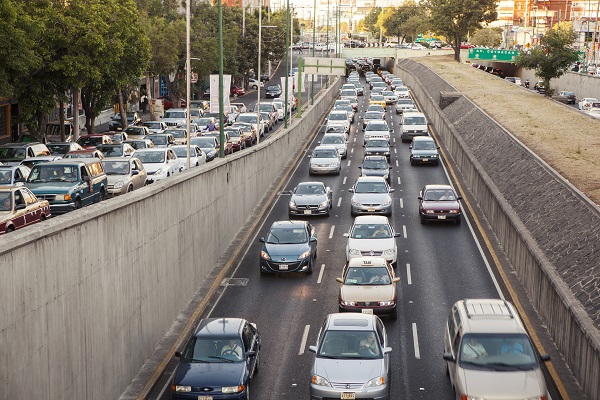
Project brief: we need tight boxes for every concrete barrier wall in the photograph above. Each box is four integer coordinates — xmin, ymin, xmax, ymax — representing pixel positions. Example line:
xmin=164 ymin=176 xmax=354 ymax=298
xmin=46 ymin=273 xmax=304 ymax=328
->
xmin=396 ymin=59 xmax=600 ymax=400
xmin=0 ymin=78 xmax=342 ymax=400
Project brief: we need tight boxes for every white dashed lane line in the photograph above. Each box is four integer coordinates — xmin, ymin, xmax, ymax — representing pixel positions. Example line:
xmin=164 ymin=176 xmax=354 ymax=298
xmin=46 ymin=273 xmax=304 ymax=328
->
xmin=317 ymin=264 xmax=326 ymax=284
xmin=395 ymin=160 xmax=399 ymax=167
xmin=406 ymin=263 xmax=412 ymax=285
xmin=403 ymin=225 xmax=407 ymax=238
xmin=337 ymin=197 xmax=342 ymax=207
xmin=399 ymin=198 xmax=403 ymax=208
xmin=329 ymin=225 xmax=335 ymax=239
xmin=412 ymin=323 xmax=421 ymax=359
xmin=299 ymin=325 xmax=310 ymax=355
xmin=343 ymin=176 xmax=347 ymax=185
xmin=347 ymin=160 xmax=351 ymax=167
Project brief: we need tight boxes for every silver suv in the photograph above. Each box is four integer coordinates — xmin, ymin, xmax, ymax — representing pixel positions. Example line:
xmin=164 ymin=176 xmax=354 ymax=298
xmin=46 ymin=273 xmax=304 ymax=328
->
xmin=443 ymin=299 xmax=550 ymax=400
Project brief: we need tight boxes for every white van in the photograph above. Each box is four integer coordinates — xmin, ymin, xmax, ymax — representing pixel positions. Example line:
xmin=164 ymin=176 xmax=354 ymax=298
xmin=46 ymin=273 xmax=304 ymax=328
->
xmin=400 ymin=111 xmax=428 ymax=142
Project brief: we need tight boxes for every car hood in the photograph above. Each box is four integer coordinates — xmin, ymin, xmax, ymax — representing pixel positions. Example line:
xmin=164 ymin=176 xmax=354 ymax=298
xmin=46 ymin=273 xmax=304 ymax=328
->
xmin=365 ymin=146 xmax=389 ymax=152
xmin=264 ymin=242 xmax=309 ymax=261
xmin=313 ymin=358 xmax=384 ymax=384
xmin=352 ymin=193 xmax=390 ymax=204
xmin=27 ymin=182 xmax=77 ymax=194
xmin=422 ymin=200 xmax=460 ymax=211
xmin=347 ymin=237 xmax=395 ymax=251
xmin=173 ymin=361 xmax=245 ymax=388
xmin=411 ymin=150 xmax=438 ymax=157
xmin=310 ymin=157 xmax=339 ymax=165
xmin=291 ymin=194 xmax=327 ymax=205
xmin=461 ymin=368 xmax=546 ymax=398
xmin=143 ymin=163 xmax=168 ymax=173
xmin=365 ymin=130 xmax=389 ymax=136
xmin=361 ymin=168 xmax=388 ymax=177
xmin=106 ymin=174 xmax=131 ymax=185
xmin=341 ymin=284 xmax=395 ymax=301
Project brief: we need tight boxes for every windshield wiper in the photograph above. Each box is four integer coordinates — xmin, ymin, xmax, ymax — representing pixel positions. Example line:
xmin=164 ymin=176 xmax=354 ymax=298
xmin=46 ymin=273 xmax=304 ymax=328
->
xmin=185 ymin=358 xmax=209 ymax=363
xmin=208 ymin=356 xmax=236 ymax=363
xmin=318 ymin=354 xmax=342 ymax=359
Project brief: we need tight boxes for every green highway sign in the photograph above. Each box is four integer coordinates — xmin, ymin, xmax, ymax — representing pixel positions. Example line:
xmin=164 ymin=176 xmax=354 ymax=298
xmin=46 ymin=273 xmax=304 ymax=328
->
xmin=468 ymin=48 xmax=520 ymax=62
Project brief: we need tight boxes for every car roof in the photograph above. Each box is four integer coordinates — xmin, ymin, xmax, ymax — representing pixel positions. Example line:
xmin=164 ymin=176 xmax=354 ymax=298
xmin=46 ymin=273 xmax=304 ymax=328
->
xmin=353 ymin=215 xmax=390 ymax=224
xmin=412 ymin=136 xmax=435 ymax=142
xmin=101 ymin=157 xmax=133 ymax=162
xmin=270 ymin=220 xmax=307 ymax=229
xmin=355 ymin=176 xmax=387 ymax=183
xmin=193 ymin=317 xmax=245 ymax=337
xmin=455 ymin=299 xmax=526 ymax=334
xmin=41 ymin=158 xmax=100 ymax=165
xmin=297 ymin=181 xmax=325 ymax=187
xmin=363 ymin=155 xmax=388 ymax=161
xmin=424 ymin=184 xmax=453 ymax=190
xmin=313 ymin=145 xmax=338 ymax=151
xmin=325 ymin=313 xmax=376 ymax=331
xmin=348 ymin=256 xmax=389 ymax=268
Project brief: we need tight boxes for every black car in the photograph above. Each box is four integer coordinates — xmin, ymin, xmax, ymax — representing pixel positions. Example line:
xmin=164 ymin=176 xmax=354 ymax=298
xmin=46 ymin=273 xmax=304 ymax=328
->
xmin=259 ymin=220 xmax=317 ymax=274
xmin=189 ymin=136 xmax=218 ymax=162
xmin=364 ymin=138 xmax=392 ymax=161
xmin=359 ymin=155 xmax=391 ymax=182
xmin=172 ymin=318 xmax=260 ymax=400
xmin=108 ymin=112 xmax=141 ymax=131
xmin=265 ymin=84 xmax=282 ymax=99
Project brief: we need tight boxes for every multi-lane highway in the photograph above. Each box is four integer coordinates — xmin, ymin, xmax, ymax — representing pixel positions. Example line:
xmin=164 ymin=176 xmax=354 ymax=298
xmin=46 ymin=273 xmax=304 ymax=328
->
xmin=145 ymin=58 xmax=565 ymax=399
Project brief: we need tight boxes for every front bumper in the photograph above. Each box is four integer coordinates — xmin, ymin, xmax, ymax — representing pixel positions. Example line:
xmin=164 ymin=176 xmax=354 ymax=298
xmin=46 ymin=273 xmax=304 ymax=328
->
xmin=339 ymin=303 xmax=397 ymax=317
xmin=310 ymin=383 xmax=389 ymax=400
xmin=145 ymin=171 xmax=169 ymax=184
xmin=351 ymin=203 xmax=392 ymax=216
xmin=410 ymin=155 xmax=439 ymax=165
xmin=260 ymin=257 xmax=312 ymax=273
xmin=309 ymin=165 xmax=340 ymax=174
xmin=289 ymin=205 xmax=329 ymax=216
xmin=48 ymin=202 xmax=77 ymax=215
xmin=172 ymin=388 xmax=248 ymax=400
xmin=107 ymin=186 xmax=128 ymax=196
xmin=420 ymin=211 xmax=461 ymax=222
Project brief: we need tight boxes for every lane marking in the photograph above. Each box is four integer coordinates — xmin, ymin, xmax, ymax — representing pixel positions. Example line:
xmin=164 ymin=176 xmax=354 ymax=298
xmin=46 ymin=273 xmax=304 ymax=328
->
xmin=337 ymin=197 xmax=342 ymax=207
xmin=395 ymin=160 xmax=399 ymax=167
xmin=406 ymin=263 xmax=412 ymax=285
xmin=399 ymin=198 xmax=404 ymax=208
xmin=403 ymin=225 xmax=407 ymax=239
xmin=343 ymin=176 xmax=347 ymax=185
xmin=397 ymin=176 xmax=401 ymax=185
xmin=351 ymin=148 xmax=354 ymax=154
xmin=317 ymin=264 xmax=326 ymax=284
xmin=412 ymin=323 xmax=421 ymax=359
xmin=353 ymin=137 xmax=356 ymax=142
xmin=299 ymin=325 xmax=310 ymax=355
xmin=329 ymin=225 xmax=335 ymax=239
xmin=347 ymin=160 xmax=351 ymax=167
xmin=394 ymin=148 xmax=397 ymax=154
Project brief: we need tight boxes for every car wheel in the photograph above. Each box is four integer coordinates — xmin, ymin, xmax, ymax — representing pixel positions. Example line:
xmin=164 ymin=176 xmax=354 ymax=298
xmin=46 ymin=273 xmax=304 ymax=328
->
xmin=167 ymin=172 xmax=170 ymax=177
xmin=306 ymin=261 xmax=314 ymax=274
xmin=244 ymin=383 xmax=250 ymax=400
xmin=420 ymin=215 xmax=426 ymax=225
xmin=336 ymin=167 xmax=341 ymax=175
xmin=75 ymin=199 xmax=82 ymax=209
xmin=389 ymin=307 xmax=398 ymax=320
xmin=233 ymin=93 xmax=239 ymax=98
xmin=5 ymin=226 xmax=14 ymax=233
xmin=41 ymin=215 xmax=46 ymax=221
xmin=127 ymin=185 xmax=134 ymax=193
xmin=99 ymin=189 xmax=106 ymax=202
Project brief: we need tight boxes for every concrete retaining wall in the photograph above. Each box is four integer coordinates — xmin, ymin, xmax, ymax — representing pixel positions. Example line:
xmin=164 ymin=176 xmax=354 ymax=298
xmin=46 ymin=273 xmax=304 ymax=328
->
xmin=0 ymin=78 xmax=341 ymax=400
xmin=396 ymin=59 xmax=600 ymax=400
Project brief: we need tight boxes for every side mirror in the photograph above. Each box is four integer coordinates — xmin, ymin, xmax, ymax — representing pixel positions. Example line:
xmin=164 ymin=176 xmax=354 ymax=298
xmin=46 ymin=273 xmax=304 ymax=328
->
xmin=389 ymin=144 xmax=394 ymax=147
xmin=308 ymin=345 xmax=317 ymax=353
xmin=131 ymin=170 xmax=139 ymax=175
xmin=358 ymin=166 xmax=362 ymax=169
xmin=539 ymin=354 xmax=551 ymax=362
xmin=335 ymin=277 xmax=343 ymax=283
xmin=394 ymin=233 xmax=401 ymax=238
xmin=457 ymin=196 xmax=463 ymax=200
xmin=382 ymin=347 xmax=392 ymax=354
xmin=175 ymin=351 xmax=182 ymax=358
xmin=389 ymin=188 xmax=395 ymax=193
xmin=443 ymin=352 xmax=456 ymax=362
xmin=392 ymin=277 xmax=401 ymax=283
xmin=409 ymin=146 xmax=413 ymax=149
xmin=418 ymin=196 xmax=423 ymax=200
xmin=348 ymin=188 xmax=354 ymax=193
xmin=259 ymin=237 xmax=265 ymax=243
xmin=389 ymin=166 xmax=392 ymax=169
xmin=309 ymin=237 xmax=317 ymax=243
xmin=343 ymin=232 xmax=349 ymax=238
xmin=246 ymin=350 xmax=256 ymax=357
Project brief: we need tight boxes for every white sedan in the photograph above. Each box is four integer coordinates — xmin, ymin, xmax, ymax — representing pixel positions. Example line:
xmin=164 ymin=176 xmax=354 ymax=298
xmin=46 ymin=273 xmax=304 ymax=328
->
xmin=132 ymin=147 xmax=181 ymax=183
xmin=343 ymin=215 xmax=400 ymax=267
xmin=170 ymin=145 xmax=206 ymax=170
xmin=578 ymin=97 xmax=599 ymax=110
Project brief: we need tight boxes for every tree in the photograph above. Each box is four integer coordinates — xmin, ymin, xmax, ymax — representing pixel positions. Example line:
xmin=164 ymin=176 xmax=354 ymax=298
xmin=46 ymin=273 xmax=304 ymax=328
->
xmin=516 ymin=28 xmax=579 ymax=96
xmin=361 ymin=7 xmax=382 ymax=39
xmin=383 ymin=2 xmax=426 ymax=44
xmin=470 ymin=27 xmax=502 ymax=48
xmin=422 ymin=0 xmax=497 ymax=61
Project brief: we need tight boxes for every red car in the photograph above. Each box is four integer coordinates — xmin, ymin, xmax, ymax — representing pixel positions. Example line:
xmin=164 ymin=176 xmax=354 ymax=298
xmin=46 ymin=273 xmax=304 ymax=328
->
xmin=157 ymin=96 xmax=186 ymax=110
xmin=418 ymin=184 xmax=463 ymax=225
xmin=0 ymin=187 xmax=51 ymax=234
xmin=230 ymin=85 xmax=246 ymax=98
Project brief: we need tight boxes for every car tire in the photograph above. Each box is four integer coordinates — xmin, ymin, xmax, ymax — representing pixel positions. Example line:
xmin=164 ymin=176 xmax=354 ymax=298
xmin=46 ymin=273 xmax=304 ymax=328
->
xmin=306 ymin=262 xmax=313 ymax=274
xmin=233 ymin=93 xmax=239 ymax=98
xmin=5 ymin=226 xmax=14 ymax=233
xmin=420 ymin=215 xmax=426 ymax=225
xmin=127 ymin=185 xmax=134 ymax=193
xmin=336 ymin=167 xmax=341 ymax=175
xmin=389 ymin=308 xmax=398 ymax=321
xmin=244 ymin=384 xmax=250 ymax=400
xmin=99 ymin=189 xmax=106 ymax=202
xmin=75 ymin=199 xmax=82 ymax=209
xmin=410 ymin=161 xmax=415 ymax=166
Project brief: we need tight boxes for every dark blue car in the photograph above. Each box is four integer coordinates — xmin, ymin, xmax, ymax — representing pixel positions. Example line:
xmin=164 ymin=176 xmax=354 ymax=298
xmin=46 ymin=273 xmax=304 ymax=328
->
xmin=172 ymin=318 xmax=260 ymax=399
xmin=259 ymin=220 xmax=318 ymax=274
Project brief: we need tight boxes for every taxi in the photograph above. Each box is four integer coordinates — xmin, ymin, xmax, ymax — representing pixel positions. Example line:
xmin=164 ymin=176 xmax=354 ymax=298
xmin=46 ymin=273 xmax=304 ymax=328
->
xmin=0 ymin=186 xmax=51 ymax=234
xmin=369 ymin=94 xmax=387 ymax=108
xmin=336 ymin=257 xmax=399 ymax=320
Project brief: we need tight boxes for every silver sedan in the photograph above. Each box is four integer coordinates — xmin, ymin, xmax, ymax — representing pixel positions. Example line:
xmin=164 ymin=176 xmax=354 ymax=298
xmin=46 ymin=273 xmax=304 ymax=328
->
xmin=102 ymin=157 xmax=147 ymax=196
xmin=349 ymin=176 xmax=394 ymax=217
xmin=287 ymin=181 xmax=333 ymax=217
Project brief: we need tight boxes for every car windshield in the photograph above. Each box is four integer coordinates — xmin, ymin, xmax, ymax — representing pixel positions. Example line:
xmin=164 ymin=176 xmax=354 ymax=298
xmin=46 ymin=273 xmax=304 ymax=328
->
xmin=77 ymin=137 xmax=103 ymax=146
xmin=313 ymin=149 xmax=338 ymax=158
xmin=336 ymin=105 xmax=353 ymax=113
xmin=238 ymin=115 xmax=257 ymax=124
xmin=412 ymin=141 xmax=437 ymax=150
xmin=382 ymin=91 xmax=394 ymax=96
xmin=266 ymin=227 xmax=308 ymax=244
xmin=366 ymin=140 xmax=388 ymax=148
xmin=165 ymin=130 xmax=186 ymax=138
xmin=194 ymin=118 xmax=213 ymax=126
xmin=367 ymin=106 xmax=385 ymax=113
xmin=47 ymin=144 xmax=70 ymax=154
xmin=335 ymin=100 xmax=351 ymax=106
xmin=171 ymin=147 xmax=192 ymax=158
xmin=267 ymin=85 xmax=280 ymax=91
xmin=148 ymin=136 xmax=167 ymax=145
xmin=325 ymin=126 xmax=345 ymax=134
xmin=191 ymin=138 xmax=215 ymax=148
xmin=27 ymin=165 xmax=79 ymax=183
xmin=329 ymin=113 xmax=347 ymax=121
xmin=363 ymin=159 xmax=388 ymax=169
xmin=318 ymin=330 xmax=382 ymax=359
xmin=366 ymin=123 xmax=388 ymax=131
xmin=143 ymin=122 xmax=162 ymax=129
xmin=225 ymin=129 xmax=241 ymax=138
xmin=101 ymin=161 xmax=130 ymax=175
xmin=322 ymin=135 xmax=345 ymax=145
xmin=296 ymin=184 xmax=325 ymax=195
xmin=459 ymin=333 xmax=538 ymax=371
xmin=124 ymin=141 xmax=146 ymax=150
xmin=397 ymin=99 xmax=413 ymax=105
xmin=424 ymin=189 xmax=456 ymax=201
xmin=134 ymin=151 xmax=165 ymax=163
xmin=181 ymin=337 xmax=244 ymax=363
xmin=404 ymin=116 xmax=426 ymax=125
xmin=125 ymin=127 xmax=146 ymax=135
xmin=364 ymin=112 xmax=382 ymax=120
xmin=259 ymin=104 xmax=273 ymax=112
xmin=355 ymin=182 xmax=388 ymax=193
xmin=371 ymin=96 xmax=384 ymax=101
xmin=350 ymin=223 xmax=392 ymax=239
xmin=96 ymin=145 xmax=123 ymax=156
xmin=340 ymin=90 xmax=356 ymax=97
xmin=344 ymin=266 xmax=391 ymax=285
xmin=164 ymin=111 xmax=186 ymax=118
xmin=109 ymin=134 xmax=125 ymax=142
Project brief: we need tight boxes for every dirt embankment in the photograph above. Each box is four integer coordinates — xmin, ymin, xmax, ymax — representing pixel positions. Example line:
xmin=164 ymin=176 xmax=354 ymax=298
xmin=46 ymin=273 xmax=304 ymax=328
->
xmin=416 ymin=55 xmax=600 ymax=206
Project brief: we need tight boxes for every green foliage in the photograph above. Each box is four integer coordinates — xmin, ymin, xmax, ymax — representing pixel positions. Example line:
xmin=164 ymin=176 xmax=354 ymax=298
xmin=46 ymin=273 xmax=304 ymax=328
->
xmin=422 ymin=0 xmax=498 ymax=61
xmin=470 ymin=27 xmax=502 ymax=48
xmin=362 ymin=8 xmax=383 ymax=38
xmin=383 ymin=1 xmax=426 ymax=44
xmin=516 ymin=28 xmax=579 ymax=96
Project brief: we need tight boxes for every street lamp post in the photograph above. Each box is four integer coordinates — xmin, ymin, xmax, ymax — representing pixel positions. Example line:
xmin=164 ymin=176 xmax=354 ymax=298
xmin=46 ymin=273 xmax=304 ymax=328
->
xmin=311 ymin=0 xmax=316 ymax=104
xmin=257 ymin=0 xmax=262 ymax=145
xmin=218 ymin=0 xmax=225 ymax=158
xmin=284 ymin=2 xmax=290 ymax=128
xmin=186 ymin=0 xmax=191 ymax=169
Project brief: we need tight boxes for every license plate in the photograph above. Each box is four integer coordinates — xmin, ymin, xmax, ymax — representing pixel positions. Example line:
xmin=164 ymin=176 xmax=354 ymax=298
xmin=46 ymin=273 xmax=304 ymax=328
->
xmin=279 ymin=264 xmax=289 ymax=270
xmin=304 ymin=210 xmax=312 ymax=215
xmin=362 ymin=309 xmax=373 ymax=314
xmin=198 ymin=397 xmax=213 ymax=400
xmin=367 ymin=207 xmax=375 ymax=212
xmin=341 ymin=393 xmax=355 ymax=399
xmin=422 ymin=158 xmax=429 ymax=162
xmin=438 ymin=215 xmax=446 ymax=220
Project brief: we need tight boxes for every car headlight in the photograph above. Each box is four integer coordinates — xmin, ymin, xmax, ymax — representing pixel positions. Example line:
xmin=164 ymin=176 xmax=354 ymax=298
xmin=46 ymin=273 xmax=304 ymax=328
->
xmin=114 ymin=181 xmax=124 ymax=189
xmin=351 ymin=198 xmax=361 ymax=206
xmin=382 ymin=249 xmax=395 ymax=256
xmin=260 ymin=250 xmax=271 ymax=260
xmin=311 ymin=375 xmax=332 ymax=387
xmin=318 ymin=200 xmax=328 ymax=209
xmin=348 ymin=249 xmax=361 ymax=256
xmin=449 ymin=209 xmax=460 ymax=214
xmin=222 ymin=385 xmax=245 ymax=394
xmin=56 ymin=194 xmax=72 ymax=201
xmin=365 ymin=376 xmax=385 ymax=387
xmin=289 ymin=200 xmax=297 ymax=209
xmin=173 ymin=385 xmax=191 ymax=392
xmin=341 ymin=300 xmax=357 ymax=306
xmin=426 ymin=210 xmax=435 ymax=214
xmin=382 ymin=198 xmax=392 ymax=206
xmin=298 ymin=250 xmax=311 ymax=260
xmin=379 ymin=300 xmax=395 ymax=306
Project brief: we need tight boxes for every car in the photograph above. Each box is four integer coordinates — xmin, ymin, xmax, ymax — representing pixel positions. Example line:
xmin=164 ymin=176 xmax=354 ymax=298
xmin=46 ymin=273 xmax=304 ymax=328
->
xmin=190 ymin=99 xmax=210 ymax=110
xmin=108 ymin=112 xmax=141 ymax=131
xmin=157 ymin=96 xmax=185 ymax=110
xmin=352 ymin=82 xmax=364 ymax=96
xmin=123 ymin=139 xmax=155 ymax=150
xmin=76 ymin=134 xmax=112 ymax=149
xmin=64 ymin=149 xmax=105 ymax=159
xmin=224 ymin=127 xmax=247 ymax=151
xmin=409 ymin=136 xmax=440 ymax=166
xmin=578 ymin=97 xmax=599 ymax=110
xmin=369 ymin=94 xmax=387 ymax=108
xmin=248 ymin=78 xmax=263 ymax=90
xmin=163 ymin=128 xmax=189 ymax=145
xmin=236 ymin=113 xmax=265 ymax=137
xmin=369 ymin=76 xmax=383 ymax=89
xmin=46 ymin=142 xmax=84 ymax=156
xmin=105 ymin=131 xmax=129 ymax=144
xmin=171 ymin=317 xmax=260 ymax=400
xmin=400 ymin=111 xmax=428 ymax=142
xmin=227 ymin=105 xmax=241 ymax=123
xmin=204 ymin=132 xmax=234 ymax=156
xmin=552 ymin=91 xmax=577 ymax=104
xmin=189 ymin=136 xmax=218 ymax=162
xmin=308 ymin=313 xmax=392 ymax=400
xmin=359 ymin=155 xmax=391 ymax=182
xmin=319 ymin=133 xmax=348 ymax=159
xmin=132 ymin=147 xmax=181 ymax=183
xmin=344 ymin=215 xmax=400 ymax=267
xmin=265 ymin=84 xmax=282 ymax=98
xmin=144 ymin=133 xmax=175 ymax=148
xmin=259 ymin=111 xmax=274 ymax=132
xmin=336 ymin=256 xmax=400 ymax=319
xmin=334 ymin=104 xmax=355 ymax=123
xmin=381 ymin=90 xmax=398 ymax=105
xmin=339 ymin=89 xmax=359 ymax=110
xmin=0 ymin=165 xmax=31 ymax=186
xmin=101 ymin=157 xmax=147 ymax=196
xmin=504 ymin=76 xmax=522 ymax=86
xmin=95 ymin=143 xmax=136 ymax=158
xmin=160 ymin=108 xmax=187 ymax=128
xmin=418 ymin=184 xmax=462 ymax=224
xmin=271 ymin=101 xmax=285 ymax=121
xmin=326 ymin=110 xmax=351 ymax=133
xmin=287 ymin=181 xmax=333 ymax=217
xmin=349 ymin=176 xmax=394 ymax=217
xmin=585 ymin=107 xmax=600 ymax=119
xmin=194 ymin=117 xmax=219 ymax=134
xmin=364 ymin=138 xmax=392 ymax=161
xmin=395 ymin=97 xmax=416 ymax=115
xmin=0 ymin=142 xmax=52 ymax=166
xmin=390 ymin=78 xmax=404 ymax=91
xmin=188 ymin=107 xmax=204 ymax=119
xmin=123 ymin=125 xmax=151 ymax=138
xmin=366 ymin=104 xmax=386 ymax=116
xmin=443 ymin=299 xmax=550 ymax=400
xmin=309 ymin=145 xmax=341 ymax=175
xmin=363 ymin=120 xmax=391 ymax=144
xmin=25 ymin=159 xmax=108 ymax=214
xmin=142 ymin=121 xmax=167 ymax=134
xmin=231 ymin=122 xmax=257 ymax=147
xmin=170 ymin=145 xmax=206 ymax=170
xmin=394 ymin=86 xmax=411 ymax=99
xmin=259 ymin=220 xmax=317 ymax=274
xmin=0 ymin=186 xmax=51 ymax=234
xmin=370 ymin=82 xmax=387 ymax=93
xmin=534 ymin=80 xmax=546 ymax=93
xmin=230 ymin=85 xmax=246 ymax=97
xmin=361 ymin=111 xmax=386 ymax=130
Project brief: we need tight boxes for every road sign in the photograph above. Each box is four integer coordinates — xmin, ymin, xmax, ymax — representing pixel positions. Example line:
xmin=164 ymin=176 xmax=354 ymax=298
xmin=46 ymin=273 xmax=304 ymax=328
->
xmin=302 ymin=57 xmax=346 ymax=76
xmin=191 ymin=72 xmax=198 ymax=84
xmin=468 ymin=48 xmax=520 ymax=62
